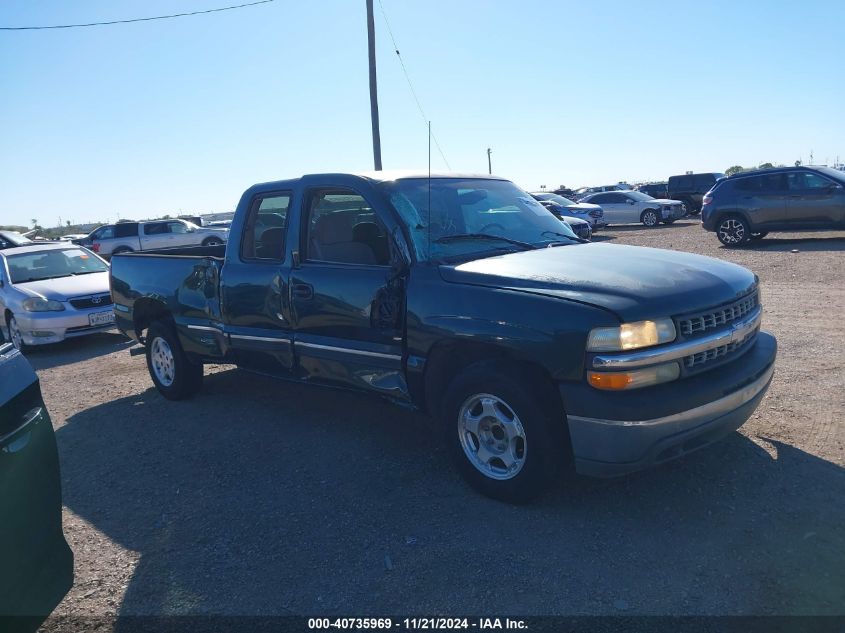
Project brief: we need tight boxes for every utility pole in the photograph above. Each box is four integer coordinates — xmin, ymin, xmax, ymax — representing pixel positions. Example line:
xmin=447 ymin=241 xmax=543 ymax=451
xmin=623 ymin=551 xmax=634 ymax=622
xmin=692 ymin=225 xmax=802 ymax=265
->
xmin=366 ymin=0 xmax=382 ymax=170
xmin=487 ymin=147 xmax=492 ymax=174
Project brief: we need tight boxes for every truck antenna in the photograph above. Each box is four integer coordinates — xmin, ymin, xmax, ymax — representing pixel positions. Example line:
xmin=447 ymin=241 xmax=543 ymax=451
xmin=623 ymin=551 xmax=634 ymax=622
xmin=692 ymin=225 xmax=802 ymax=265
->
xmin=427 ymin=120 xmax=432 ymax=261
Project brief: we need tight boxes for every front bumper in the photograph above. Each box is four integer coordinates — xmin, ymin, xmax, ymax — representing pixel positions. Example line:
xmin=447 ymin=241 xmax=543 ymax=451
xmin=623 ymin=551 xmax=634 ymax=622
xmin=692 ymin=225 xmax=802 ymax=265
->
xmin=561 ymin=331 xmax=777 ymax=477
xmin=662 ymin=206 xmax=686 ymax=221
xmin=11 ymin=307 xmax=116 ymax=346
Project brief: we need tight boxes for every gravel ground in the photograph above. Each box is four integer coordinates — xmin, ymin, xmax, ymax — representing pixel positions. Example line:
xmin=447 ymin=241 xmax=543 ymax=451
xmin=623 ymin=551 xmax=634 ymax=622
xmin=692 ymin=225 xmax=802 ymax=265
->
xmin=29 ymin=221 xmax=845 ymax=618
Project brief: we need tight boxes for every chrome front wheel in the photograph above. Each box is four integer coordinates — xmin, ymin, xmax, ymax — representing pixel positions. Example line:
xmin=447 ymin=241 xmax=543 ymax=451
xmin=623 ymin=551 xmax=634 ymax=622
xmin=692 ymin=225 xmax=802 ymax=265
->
xmin=8 ymin=316 xmax=23 ymax=350
xmin=458 ymin=393 xmax=527 ymax=481
xmin=150 ymin=336 xmax=175 ymax=386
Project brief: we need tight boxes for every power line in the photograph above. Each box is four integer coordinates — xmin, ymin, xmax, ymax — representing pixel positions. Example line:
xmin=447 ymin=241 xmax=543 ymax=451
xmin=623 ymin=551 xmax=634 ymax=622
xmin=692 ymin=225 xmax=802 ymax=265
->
xmin=0 ymin=0 xmax=275 ymax=30
xmin=376 ymin=0 xmax=451 ymax=170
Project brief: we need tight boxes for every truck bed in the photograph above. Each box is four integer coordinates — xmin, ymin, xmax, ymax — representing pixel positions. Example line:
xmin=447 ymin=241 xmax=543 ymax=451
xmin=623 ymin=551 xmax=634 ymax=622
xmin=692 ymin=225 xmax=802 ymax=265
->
xmin=110 ymin=244 xmax=226 ymax=343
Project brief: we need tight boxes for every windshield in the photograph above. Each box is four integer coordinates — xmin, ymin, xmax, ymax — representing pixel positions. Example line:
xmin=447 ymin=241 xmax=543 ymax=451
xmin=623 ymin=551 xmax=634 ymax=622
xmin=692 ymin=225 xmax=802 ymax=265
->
xmin=536 ymin=193 xmax=576 ymax=207
xmin=625 ymin=191 xmax=657 ymax=201
xmin=6 ymin=248 xmax=109 ymax=284
xmin=381 ymin=178 xmax=578 ymax=262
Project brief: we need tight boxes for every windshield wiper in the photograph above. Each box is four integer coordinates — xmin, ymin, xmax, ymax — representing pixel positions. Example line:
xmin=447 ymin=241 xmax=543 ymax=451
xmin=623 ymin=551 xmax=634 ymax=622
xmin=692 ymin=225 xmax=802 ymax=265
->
xmin=541 ymin=230 xmax=586 ymax=245
xmin=433 ymin=233 xmax=536 ymax=250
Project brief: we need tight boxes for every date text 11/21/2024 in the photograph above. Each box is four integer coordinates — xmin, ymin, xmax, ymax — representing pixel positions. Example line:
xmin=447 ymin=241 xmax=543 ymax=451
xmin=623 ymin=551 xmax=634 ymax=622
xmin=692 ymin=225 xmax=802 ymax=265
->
xmin=307 ymin=618 xmax=528 ymax=630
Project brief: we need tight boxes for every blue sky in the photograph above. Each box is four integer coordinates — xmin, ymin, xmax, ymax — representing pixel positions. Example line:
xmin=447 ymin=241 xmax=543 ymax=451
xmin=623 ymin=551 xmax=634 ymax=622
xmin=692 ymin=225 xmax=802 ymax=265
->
xmin=1 ymin=0 xmax=843 ymax=227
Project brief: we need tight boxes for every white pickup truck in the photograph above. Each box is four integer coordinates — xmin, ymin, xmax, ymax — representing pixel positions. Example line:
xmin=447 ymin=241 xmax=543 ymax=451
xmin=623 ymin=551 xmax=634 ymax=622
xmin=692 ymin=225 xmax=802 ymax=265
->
xmin=76 ymin=219 xmax=228 ymax=258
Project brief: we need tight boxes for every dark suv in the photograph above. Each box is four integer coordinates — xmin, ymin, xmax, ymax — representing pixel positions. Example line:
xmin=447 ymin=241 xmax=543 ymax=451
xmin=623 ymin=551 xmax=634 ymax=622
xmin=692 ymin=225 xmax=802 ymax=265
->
xmin=701 ymin=166 xmax=845 ymax=246
xmin=636 ymin=182 xmax=668 ymax=199
xmin=668 ymin=172 xmax=725 ymax=214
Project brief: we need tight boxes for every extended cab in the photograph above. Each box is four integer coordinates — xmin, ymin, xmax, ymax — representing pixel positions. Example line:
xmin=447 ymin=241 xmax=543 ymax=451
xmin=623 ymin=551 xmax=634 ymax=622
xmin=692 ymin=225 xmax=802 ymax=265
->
xmin=110 ymin=172 xmax=777 ymax=502
xmin=77 ymin=219 xmax=228 ymax=258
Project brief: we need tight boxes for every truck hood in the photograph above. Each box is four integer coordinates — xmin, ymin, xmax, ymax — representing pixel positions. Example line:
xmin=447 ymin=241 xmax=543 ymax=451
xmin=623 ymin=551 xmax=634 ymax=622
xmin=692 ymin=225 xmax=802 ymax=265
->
xmin=438 ymin=243 xmax=757 ymax=321
xmin=14 ymin=271 xmax=111 ymax=302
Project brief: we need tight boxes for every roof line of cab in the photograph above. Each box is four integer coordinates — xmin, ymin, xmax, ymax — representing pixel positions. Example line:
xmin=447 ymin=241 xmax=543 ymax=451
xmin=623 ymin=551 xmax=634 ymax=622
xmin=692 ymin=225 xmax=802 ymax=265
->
xmin=247 ymin=171 xmax=507 ymax=193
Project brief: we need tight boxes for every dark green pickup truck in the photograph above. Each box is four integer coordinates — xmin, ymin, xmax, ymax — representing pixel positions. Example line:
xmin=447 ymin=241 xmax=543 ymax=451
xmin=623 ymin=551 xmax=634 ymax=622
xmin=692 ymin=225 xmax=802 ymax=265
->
xmin=110 ymin=172 xmax=777 ymax=502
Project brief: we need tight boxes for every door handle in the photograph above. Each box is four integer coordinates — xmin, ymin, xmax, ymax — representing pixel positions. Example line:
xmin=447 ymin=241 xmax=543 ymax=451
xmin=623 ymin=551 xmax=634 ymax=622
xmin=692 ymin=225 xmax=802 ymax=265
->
xmin=293 ymin=283 xmax=314 ymax=300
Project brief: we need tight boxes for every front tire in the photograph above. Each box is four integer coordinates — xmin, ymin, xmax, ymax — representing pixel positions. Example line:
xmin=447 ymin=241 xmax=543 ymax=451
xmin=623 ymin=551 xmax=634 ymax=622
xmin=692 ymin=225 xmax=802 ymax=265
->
xmin=145 ymin=321 xmax=203 ymax=400
xmin=441 ymin=362 xmax=565 ymax=503
xmin=6 ymin=314 xmax=25 ymax=351
xmin=641 ymin=209 xmax=659 ymax=227
xmin=716 ymin=215 xmax=750 ymax=247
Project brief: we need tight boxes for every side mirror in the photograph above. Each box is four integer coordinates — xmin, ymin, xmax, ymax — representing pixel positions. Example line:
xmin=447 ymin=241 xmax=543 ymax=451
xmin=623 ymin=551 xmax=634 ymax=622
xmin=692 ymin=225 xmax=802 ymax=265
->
xmin=627 ymin=199 xmax=635 ymax=205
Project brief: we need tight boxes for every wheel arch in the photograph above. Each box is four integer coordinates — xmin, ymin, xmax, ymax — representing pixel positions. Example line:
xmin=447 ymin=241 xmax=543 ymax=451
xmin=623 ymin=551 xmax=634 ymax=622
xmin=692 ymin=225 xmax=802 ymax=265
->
xmin=132 ymin=297 xmax=173 ymax=342
xmin=423 ymin=339 xmax=576 ymax=476
xmin=422 ymin=340 xmax=570 ymax=447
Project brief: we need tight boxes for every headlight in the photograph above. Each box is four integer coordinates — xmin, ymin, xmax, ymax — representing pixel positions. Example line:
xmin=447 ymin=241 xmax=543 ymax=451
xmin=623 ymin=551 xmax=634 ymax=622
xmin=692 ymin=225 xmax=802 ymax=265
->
xmin=22 ymin=298 xmax=65 ymax=312
xmin=587 ymin=318 xmax=676 ymax=352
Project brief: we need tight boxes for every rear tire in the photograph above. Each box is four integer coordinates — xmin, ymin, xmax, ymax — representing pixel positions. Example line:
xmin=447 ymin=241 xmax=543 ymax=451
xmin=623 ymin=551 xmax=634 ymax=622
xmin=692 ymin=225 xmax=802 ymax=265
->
xmin=202 ymin=237 xmax=224 ymax=246
xmin=440 ymin=362 xmax=566 ymax=503
xmin=641 ymin=209 xmax=659 ymax=227
xmin=111 ymin=246 xmax=133 ymax=256
xmin=716 ymin=215 xmax=750 ymax=247
xmin=145 ymin=321 xmax=203 ymax=400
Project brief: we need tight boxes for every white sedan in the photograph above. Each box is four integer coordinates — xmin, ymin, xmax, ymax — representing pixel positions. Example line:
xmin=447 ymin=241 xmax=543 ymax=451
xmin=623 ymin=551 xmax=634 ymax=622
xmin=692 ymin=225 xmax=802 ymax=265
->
xmin=0 ymin=243 xmax=114 ymax=350
xmin=579 ymin=191 xmax=686 ymax=227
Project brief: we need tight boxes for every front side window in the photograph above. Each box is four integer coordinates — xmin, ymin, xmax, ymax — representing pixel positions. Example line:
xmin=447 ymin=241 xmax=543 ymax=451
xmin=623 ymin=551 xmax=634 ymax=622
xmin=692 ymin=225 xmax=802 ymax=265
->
xmin=168 ymin=221 xmax=189 ymax=234
xmin=788 ymin=171 xmax=833 ymax=190
xmin=94 ymin=226 xmax=116 ymax=240
xmin=6 ymin=248 xmax=108 ymax=284
xmin=305 ymin=190 xmax=390 ymax=266
xmin=241 ymin=193 xmax=291 ymax=261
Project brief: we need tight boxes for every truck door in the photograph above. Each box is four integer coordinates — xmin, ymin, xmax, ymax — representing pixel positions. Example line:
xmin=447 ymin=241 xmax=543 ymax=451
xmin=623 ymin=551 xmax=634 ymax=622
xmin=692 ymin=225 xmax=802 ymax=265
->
xmin=220 ymin=191 xmax=295 ymax=372
xmin=290 ymin=186 xmax=408 ymax=399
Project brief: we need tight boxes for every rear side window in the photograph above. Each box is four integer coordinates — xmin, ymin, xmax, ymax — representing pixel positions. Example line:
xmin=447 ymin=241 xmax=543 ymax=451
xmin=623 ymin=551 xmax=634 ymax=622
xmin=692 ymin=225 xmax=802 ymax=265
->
xmin=693 ymin=174 xmax=715 ymax=189
xmin=241 ymin=193 xmax=291 ymax=261
xmin=589 ymin=193 xmax=610 ymax=203
xmin=734 ymin=174 xmax=785 ymax=192
xmin=114 ymin=223 xmax=138 ymax=238
xmin=143 ymin=222 xmax=168 ymax=235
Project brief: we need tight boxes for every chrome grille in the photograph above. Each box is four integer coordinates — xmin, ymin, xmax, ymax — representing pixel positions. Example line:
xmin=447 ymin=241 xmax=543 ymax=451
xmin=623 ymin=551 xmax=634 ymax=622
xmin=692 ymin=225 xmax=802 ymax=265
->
xmin=678 ymin=292 xmax=758 ymax=337
xmin=69 ymin=293 xmax=113 ymax=310
xmin=684 ymin=335 xmax=754 ymax=369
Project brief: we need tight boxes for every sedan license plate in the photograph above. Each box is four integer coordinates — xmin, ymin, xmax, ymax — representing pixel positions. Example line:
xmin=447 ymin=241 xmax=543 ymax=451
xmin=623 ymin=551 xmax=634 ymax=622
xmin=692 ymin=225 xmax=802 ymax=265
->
xmin=89 ymin=311 xmax=115 ymax=327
